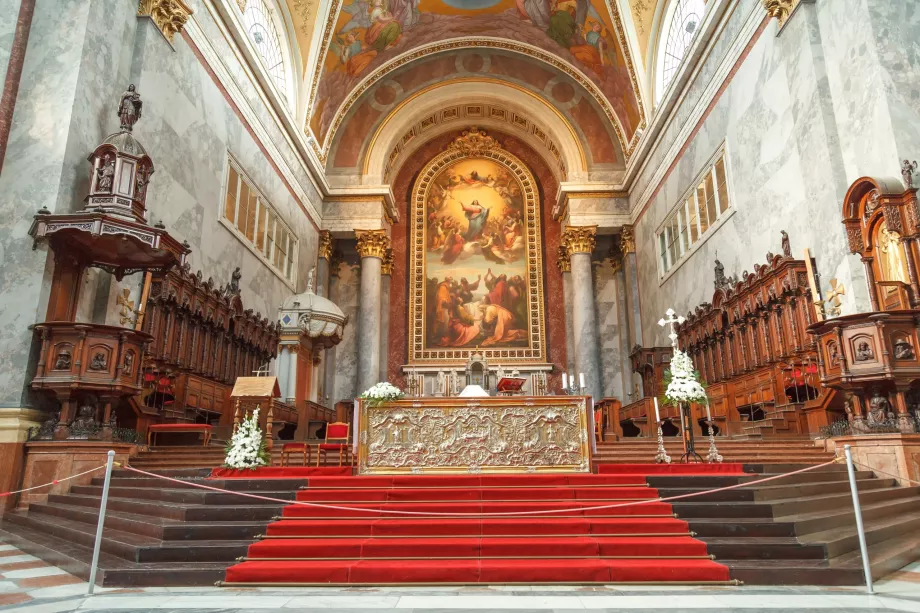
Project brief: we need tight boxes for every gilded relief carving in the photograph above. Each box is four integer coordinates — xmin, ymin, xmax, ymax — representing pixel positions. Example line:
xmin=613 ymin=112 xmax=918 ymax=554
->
xmin=358 ymin=398 xmax=590 ymax=474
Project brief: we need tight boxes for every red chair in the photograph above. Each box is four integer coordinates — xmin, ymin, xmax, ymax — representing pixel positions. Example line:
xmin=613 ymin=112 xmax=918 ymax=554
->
xmin=316 ymin=422 xmax=352 ymax=467
xmin=280 ymin=442 xmax=311 ymax=467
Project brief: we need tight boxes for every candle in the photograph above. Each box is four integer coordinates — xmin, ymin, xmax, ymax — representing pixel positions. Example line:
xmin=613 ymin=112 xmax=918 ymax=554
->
xmin=562 ymin=373 xmax=568 ymax=390
xmin=705 ymin=399 xmax=712 ymax=422
xmin=653 ymin=396 xmax=661 ymax=423
xmin=579 ymin=373 xmax=585 ymax=389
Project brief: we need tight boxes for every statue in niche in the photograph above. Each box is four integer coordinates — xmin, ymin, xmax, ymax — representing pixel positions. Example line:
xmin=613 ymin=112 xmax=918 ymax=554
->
xmin=118 ymin=84 xmax=143 ymax=131
xmin=866 ymin=390 xmax=895 ymax=426
xmin=781 ymin=231 xmax=791 ymax=258
xmin=53 ymin=350 xmax=72 ymax=371
xmin=135 ymin=166 xmax=150 ymax=201
xmin=894 ymin=339 xmax=915 ymax=360
xmin=89 ymin=352 xmax=108 ymax=371
xmin=878 ymin=223 xmax=909 ymax=284
xmin=903 ymin=160 xmax=918 ymax=190
xmin=123 ymin=351 xmax=135 ymax=373
xmin=436 ymin=371 xmax=446 ymax=396
xmin=828 ymin=342 xmax=841 ymax=368
xmin=36 ymin=412 xmax=60 ymax=439
xmin=307 ymin=267 xmax=316 ymax=292
xmin=97 ymin=154 xmax=115 ymax=193
xmin=855 ymin=341 xmax=875 ymax=362
xmin=70 ymin=403 xmax=99 ymax=436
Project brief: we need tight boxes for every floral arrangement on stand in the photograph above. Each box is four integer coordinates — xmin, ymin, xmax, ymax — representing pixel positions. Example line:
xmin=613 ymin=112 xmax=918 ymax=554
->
xmin=224 ymin=408 xmax=269 ymax=470
xmin=359 ymin=382 xmax=404 ymax=408
xmin=663 ymin=349 xmax=722 ymax=463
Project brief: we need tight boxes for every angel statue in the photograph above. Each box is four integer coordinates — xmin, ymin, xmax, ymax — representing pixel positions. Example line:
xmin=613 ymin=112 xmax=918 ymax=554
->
xmin=118 ymin=84 xmax=143 ymax=132
xmin=903 ymin=159 xmax=918 ymax=190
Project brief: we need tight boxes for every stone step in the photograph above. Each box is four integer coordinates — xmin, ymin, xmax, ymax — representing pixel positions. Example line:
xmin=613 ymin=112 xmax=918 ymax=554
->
xmin=45 ymin=493 xmax=282 ymax=522
xmin=69 ymin=484 xmax=294 ymax=506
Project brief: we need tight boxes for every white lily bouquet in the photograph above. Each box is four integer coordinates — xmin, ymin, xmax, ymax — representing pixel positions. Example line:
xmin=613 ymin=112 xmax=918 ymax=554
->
xmin=360 ymin=382 xmax=404 ymax=408
xmin=224 ymin=408 xmax=269 ymax=469
xmin=663 ymin=349 xmax=708 ymax=405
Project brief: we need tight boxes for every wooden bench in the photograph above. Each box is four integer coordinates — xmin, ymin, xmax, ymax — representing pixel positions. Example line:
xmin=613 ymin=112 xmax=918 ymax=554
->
xmin=147 ymin=423 xmax=212 ymax=447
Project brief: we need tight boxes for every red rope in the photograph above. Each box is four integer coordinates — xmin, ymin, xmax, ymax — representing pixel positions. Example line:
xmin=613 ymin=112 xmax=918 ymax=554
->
xmin=121 ymin=458 xmax=842 ymax=517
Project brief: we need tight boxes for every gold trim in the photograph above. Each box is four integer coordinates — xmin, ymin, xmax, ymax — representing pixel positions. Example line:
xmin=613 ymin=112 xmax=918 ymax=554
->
xmin=137 ymin=0 xmax=192 ymax=43
xmin=381 ymin=248 xmax=394 ymax=276
xmin=361 ymin=78 xmax=588 ymax=176
xmin=310 ymin=40 xmax=639 ymax=165
xmin=556 ymin=245 xmax=571 ymax=273
xmin=355 ymin=229 xmax=390 ymax=260
xmin=562 ymin=225 xmax=597 ymax=255
xmin=620 ymin=224 xmax=635 ymax=254
xmin=407 ymin=129 xmax=547 ymax=365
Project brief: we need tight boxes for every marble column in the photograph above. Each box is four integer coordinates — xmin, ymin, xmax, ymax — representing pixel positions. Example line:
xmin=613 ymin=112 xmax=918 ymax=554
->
xmin=562 ymin=226 xmax=603 ymax=401
xmin=379 ymin=248 xmax=393 ymax=384
xmin=620 ymin=226 xmax=643 ymax=398
xmin=612 ymin=254 xmax=633 ymax=402
xmin=355 ymin=230 xmax=389 ymax=395
xmin=322 ymin=252 xmax=342 ymax=407
xmin=286 ymin=345 xmax=297 ymax=402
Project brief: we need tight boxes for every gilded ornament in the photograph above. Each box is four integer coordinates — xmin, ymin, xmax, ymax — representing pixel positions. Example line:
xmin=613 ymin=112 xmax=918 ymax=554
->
xmin=447 ymin=126 xmax=499 ymax=156
xmin=620 ymin=224 xmax=635 ymax=253
xmin=556 ymin=245 xmax=571 ymax=273
xmin=561 ymin=225 xmax=597 ymax=255
xmin=762 ymin=0 xmax=799 ymax=26
xmin=355 ymin=229 xmax=390 ymax=260
xmin=381 ymin=248 xmax=394 ymax=276
xmin=137 ymin=0 xmax=193 ymax=43
xmin=317 ymin=230 xmax=333 ymax=260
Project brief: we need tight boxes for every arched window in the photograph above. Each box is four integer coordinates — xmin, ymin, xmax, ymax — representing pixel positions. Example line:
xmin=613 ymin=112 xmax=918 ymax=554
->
xmin=241 ymin=0 xmax=292 ymax=104
xmin=654 ymin=0 xmax=707 ymax=105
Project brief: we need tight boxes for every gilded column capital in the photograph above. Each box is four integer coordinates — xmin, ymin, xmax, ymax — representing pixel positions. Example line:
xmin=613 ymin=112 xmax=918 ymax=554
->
xmin=556 ymin=245 xmax=571 ymax=273
xmin=355 ymin=229 xmax=390 ymax=260
xmin=381 ymin=248 xmax=394 ymax=276
xmin=138 ymin=0 xmax=193 ymax=43
xmin=762 ymin=0 xmax=799 ymax=26
xmin=609 ymin=240 xmax=624 ymax=273
xmin=620 ymin=224 xmax=635 ymax=254
xmin=317 ymin=230 xmax=333 ymax=260
xmin=561 ymin=225 xmax=597 ymax=255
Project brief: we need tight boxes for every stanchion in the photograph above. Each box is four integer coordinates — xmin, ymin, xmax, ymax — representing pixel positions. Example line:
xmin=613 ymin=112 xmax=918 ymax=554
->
xmin=844 ymin=444 xmax=874 ymax=594
xmin=87 ymin=450 xmax=115 ymax=596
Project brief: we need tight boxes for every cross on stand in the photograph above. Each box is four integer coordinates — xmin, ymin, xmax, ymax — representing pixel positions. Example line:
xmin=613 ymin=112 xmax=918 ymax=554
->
xmin=658 ymin=308 xmax=703 ymax=463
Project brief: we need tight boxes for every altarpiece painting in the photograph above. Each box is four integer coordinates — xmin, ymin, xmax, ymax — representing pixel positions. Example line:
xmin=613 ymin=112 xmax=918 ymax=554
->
xmin=408 ymin=128 xmax=546 ymax=365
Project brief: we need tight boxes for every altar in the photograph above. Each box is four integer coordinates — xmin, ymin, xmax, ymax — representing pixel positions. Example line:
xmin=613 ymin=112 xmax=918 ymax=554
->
xmin=356 ymin=396 xmax=592 ymax=475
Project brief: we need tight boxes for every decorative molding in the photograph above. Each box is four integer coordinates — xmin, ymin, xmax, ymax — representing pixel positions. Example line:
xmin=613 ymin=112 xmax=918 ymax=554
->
xmin=762 ymin=0 xmax=800 ymax=28
xmin=309 ymin=37 xmax=643 ymax=165
xmin=138 ymin=0 xmax=193 ymax=43
xmin=620 ymin=224 xmax=635 ymax=253
xmin=355 ymin=229 xmax=390 ymax=260
xmin=317 ymin=230 xmax=332 ymax=260
xmin=562 ymin=225 xmax=597 ymax=255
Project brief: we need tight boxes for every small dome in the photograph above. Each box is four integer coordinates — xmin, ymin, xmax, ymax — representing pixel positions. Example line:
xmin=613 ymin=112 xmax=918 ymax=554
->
xmin=278 ymin=287 xmax=347 ymax=347
xmin=102 ymin=130 xmax=147 ymax=157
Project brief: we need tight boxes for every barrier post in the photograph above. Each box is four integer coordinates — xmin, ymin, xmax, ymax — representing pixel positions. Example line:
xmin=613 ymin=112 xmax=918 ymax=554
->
xmin=844 ymin=445 xmax=874 ymax=594
xmin=87 ymin=450 xmax=115 ymax=595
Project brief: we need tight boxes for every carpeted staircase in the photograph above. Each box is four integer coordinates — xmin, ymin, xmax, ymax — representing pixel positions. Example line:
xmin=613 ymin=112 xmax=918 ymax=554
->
xmin=222 ymin=473 xmax=733 ymax=585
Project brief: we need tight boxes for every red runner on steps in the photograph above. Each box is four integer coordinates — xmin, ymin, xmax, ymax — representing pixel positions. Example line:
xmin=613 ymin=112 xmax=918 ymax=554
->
xmin=222 ymin=473 xmax=731 ymax=585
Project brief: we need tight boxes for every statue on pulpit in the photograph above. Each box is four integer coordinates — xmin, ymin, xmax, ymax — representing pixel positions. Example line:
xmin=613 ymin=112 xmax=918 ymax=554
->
xmin=867 ymin=389 xmax=895 ymax=426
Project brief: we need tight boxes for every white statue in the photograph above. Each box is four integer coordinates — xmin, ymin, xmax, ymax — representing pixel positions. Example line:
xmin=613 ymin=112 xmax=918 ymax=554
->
xmin=879 ymin=224 xmax=909 ymax=284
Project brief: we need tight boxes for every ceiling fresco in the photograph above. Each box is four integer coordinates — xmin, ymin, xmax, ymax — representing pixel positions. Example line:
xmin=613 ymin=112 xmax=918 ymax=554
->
xmin=306 ymin=0 xmax=646 ymax=160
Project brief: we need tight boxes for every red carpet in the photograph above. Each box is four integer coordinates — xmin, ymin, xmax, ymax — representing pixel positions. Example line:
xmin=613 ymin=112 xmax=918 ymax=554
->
xmin=597 ymin=463 xmax=748 ymax=475
xmin=209 ymin=466 xmax=352 ymax=479
xmin=222 ymin=472 xmax=731 ymax=585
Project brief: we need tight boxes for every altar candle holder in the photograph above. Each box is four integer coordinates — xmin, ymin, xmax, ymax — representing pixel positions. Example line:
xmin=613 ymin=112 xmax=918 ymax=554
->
xmin=653 ymin=397 xmax=671 ymax=464
xmin=704 ymin=400 xmax=723 ymax=463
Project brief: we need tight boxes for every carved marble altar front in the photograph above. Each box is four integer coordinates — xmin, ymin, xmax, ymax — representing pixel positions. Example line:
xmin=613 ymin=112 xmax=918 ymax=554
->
xmin=357 ymin=396 xmax=590 ymax=474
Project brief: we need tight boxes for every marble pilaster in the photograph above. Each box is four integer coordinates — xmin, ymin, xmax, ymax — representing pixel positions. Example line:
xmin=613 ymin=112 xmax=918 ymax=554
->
xmin=558 ymin=246 xmax=576 ymax=380
xmin=322 ymin=255 xmax=342 ymax=407
xmin=379 ymin=248 xmax=392 ymax=384
xmin=562 ymin=226 xmax=603 ymax=401
xmin=355 ymin=230 xmax=389 ymax=395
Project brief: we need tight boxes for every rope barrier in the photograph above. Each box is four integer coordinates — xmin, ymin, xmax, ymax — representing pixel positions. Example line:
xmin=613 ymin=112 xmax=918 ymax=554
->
xmin=121 ymin=458 xmax=843 ymax=518
xmin=0 ymin=464 xmax=111 ymax=498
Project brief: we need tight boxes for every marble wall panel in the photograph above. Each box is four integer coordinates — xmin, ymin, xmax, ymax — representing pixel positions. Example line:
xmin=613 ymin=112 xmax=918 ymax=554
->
xmin=0 ymin=0 xmax=23 ymax=89
xmin=332 ymin=247 xmax=360 ymax=403
xmin=593 ymin=236 xmax=624 ymax=400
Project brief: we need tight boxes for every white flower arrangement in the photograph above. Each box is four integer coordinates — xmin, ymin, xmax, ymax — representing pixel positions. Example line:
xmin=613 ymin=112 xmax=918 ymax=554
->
xmin=223 ymin=408 xmax=269 ymax=470
xmin=664 ymin=349 xmax=708 ymax=405
xmin=359 ymin=382 xmax=404 ymax=407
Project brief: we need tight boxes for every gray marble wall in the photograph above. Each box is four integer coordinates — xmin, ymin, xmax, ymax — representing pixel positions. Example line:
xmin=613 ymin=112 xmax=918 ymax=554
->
xmin=332 ymin=247 xmax=360 ymax=404
xmin=631 ymin=0 xmax=910 ymax=347
xmin=0 ymin=0 xmax=22 ymax=89
xmin=0 ymin=0 xmax=319 ymax=408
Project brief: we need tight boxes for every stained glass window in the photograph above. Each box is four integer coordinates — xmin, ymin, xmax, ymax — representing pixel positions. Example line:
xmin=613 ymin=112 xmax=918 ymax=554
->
xmin=242 ymin=0 xmax=289 ymax=102
xmin=655 ymin=0 xmax=707 ymax=104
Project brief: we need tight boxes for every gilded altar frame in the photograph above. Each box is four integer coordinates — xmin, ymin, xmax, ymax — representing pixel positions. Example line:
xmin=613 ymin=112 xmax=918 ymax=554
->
xmin=357 ymin=396 xmax=591 ymax=474
xmin=408 ymin=128 xmax=547 ymax=365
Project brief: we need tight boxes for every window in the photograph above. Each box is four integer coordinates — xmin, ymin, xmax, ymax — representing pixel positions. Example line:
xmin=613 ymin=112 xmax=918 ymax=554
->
xmin=655 ymin=0 xmax=707 ymax=105
xmin=657 ymin=152 xmax=732 ymax=276
xmin=241 ymin=0 xmax=290 ymax=103
xmin=222 ymin=158 xmax=297 ymax=283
